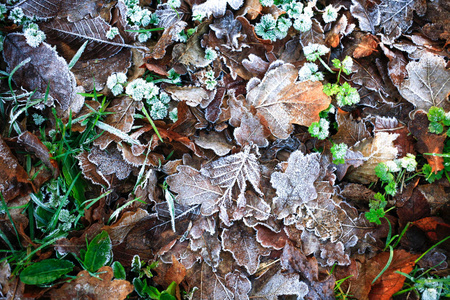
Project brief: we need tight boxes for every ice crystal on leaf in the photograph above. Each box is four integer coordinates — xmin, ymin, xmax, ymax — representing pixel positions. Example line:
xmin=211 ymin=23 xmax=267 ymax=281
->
xmin=323 ymin=5 xmax=338 ymax=23
xmin=298 ymin=62 xmax=323 ymax=82
xmin=107 ymin=72 xmax=127 ymax=96
xmin=303 ymin=43 xmax=330 ymax=62
xmin=23 ymin=24 xmax=45 ymax=48
xmin=271 ymin=150 xmax=321 ymax=219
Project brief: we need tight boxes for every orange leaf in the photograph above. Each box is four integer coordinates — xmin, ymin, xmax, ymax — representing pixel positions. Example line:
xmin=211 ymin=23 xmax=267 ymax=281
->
xmin=369 ymin=250 xmax=419 ymax=300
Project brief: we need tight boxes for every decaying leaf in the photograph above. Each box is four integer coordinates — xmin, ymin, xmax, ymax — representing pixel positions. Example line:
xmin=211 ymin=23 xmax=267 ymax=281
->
xmin=346 ymin=132 xmax=399 ymax=184
xmin=399 ymin=51 xmax=450 ymax=111
xmin=222 ymin=221 xmax=270 ymax=275
xmin=103 ymin=208 xmax=150 ymax=245
xmin=50 ymin=266 xmax=133 ymax=300
xmin=271 ymin=150 xmax=321 ymax=219
xmin=3 ymin=33 xmax=84 ymax=113
xmin=353 ymin=34 xmax=379 ymax=58
xmin=246 ymin=63 xmax=330 ymax=139
xmin=332 ymin=109 xmax=370 ymax=147
xmin=165 ymin=85 xmax=212 ymax=107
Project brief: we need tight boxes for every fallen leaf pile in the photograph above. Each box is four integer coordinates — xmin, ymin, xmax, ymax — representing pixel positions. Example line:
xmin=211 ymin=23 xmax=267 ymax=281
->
xmin=0 ymin=0 xmax=449 ymax=299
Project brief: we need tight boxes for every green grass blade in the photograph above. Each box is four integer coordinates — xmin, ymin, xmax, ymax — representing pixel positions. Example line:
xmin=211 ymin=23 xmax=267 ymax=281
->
xmin=372 ymin=245 xmax=393 ymax=285
xmin=68 ymin=40 xmax=88 ymax=69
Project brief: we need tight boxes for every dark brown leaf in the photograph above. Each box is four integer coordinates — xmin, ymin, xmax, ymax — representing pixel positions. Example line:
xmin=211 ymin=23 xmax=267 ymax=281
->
xmin=0 ymin=136 xmax=33 ymax=202
xmin=3 ymin=33 xmax=83 ymax=113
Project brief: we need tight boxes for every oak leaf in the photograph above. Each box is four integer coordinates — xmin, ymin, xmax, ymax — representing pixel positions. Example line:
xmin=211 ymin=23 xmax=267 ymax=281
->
xmin=221 ymin=221 xmax=270 ymax=275
xmin=246 ymin=63 xmax=330 ymax=139
xmin=201 ymin=145 xmax=265 ymax=225
xmin=271 ymin=150 xmax=321 ymax=219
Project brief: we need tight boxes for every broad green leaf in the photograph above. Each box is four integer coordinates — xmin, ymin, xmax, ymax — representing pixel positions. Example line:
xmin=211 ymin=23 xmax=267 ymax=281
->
xmin=20 ymin=259 xmax=73 ymax=285
xmin=84 ymin=231 xmax=112 ymax=273
xmin=112 ymin=261 xmax=126 ymax=280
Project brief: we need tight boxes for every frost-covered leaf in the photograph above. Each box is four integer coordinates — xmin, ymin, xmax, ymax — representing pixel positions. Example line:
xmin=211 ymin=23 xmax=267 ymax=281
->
xmin=88 ymin=146 xmax=133 ymax=181
xmin=398 ymin=52 xmax=450 ymax=111
xmin=203 ymin=14 xmax=273 ymax=80
xmin=42 ymin=16 xmax=140 ymax=61
xmin=165 ymin=85 xmax=211 ymax=107
xmin=378 ymin=0 xmax=427 ymax=41
xmin=76 ymin=151 xmax=109 ymax=187
xmin=255 ymin=225 xmax=288 ymax=250
xmin=225 ymin=270 xmax=252 ymax=300
xmin=251 ymin=269 xmax=309 ymax=300
xmin=221 ymin=222 xmax=270 ymax=275
xmin=347 ymin=132 xmax=399 ymax=184
xmin=94 ymin=97 xmax=138 ymax=150
xmin=246 ymin=63 xmax=330 ymax=139
xmin=3 ymin=33 xmax=83 ymax=112
xmin=187 ymin=263 xmax=235 ymax=300
xmin=193 ymin=131 xmax=233 ymax=156
xmin=193 ymin=0 xmax=244 ymax=18
xmin=201 ymin=146 xmax=264 ymax=225
xmin=12 ymin=0 xmax=101 ymax=21
xmin=299 ymin=19 xmax=325 ymax=48
xmin=103 ymin=209 xmax=150 ymax=245
xmin=166 ymin=165 xmax=223 ymax=216
xmin=332 ymin=110 xmax=370 ymax=147
xmin=190 ymin=231 xmax=222 ymax=269
xmin=50 ymin=266 xmax=133 ymax=300
xmin=271 ymin=151 xmax=321 ymax=219
xmin=155 ymin=3 xmax=185 ymax=28
xmin=350 ymin=0 xmax=380 ymax=34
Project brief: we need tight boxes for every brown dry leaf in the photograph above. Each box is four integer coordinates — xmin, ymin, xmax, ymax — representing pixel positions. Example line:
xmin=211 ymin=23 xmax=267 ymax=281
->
xmin=380 ymin=43 xmax=408 ymax=87
xmin=255 ymin=224 xmax=288 ymax=250
xmin=408 ymin=111 xmax=446 ymax=172
xmin=271 ymin=150 xmax=321 ymax=219
xmin=186 ymin=263 xmax=241 ymax=300
xmin=202 ymin=13 xmax=273 ymax=80
xmin=103 ymin=208 xmax=150 ymax=245
xmin=201 ymin=146 xmax=267 ymax=225
xmin=251 ymin=269 xmax=309 ymax=300
xmin=350 ymin=0 xmax=380 ymax=34
xmin=193 ymin=131 xmax=233 ymax=156
xmin=300 ymin=19 xmax=325 ymax=47
xmin=325 ymin=15 xmax=350 ymax=48
xmin=398 ymin=51 xmax=450 ymax=111
xmin=10 ymin=0 xmax=101 ymax=21
xmin=166 ymin=165 xmax=222 ymax=217
xmin=332 ymin=109 xmax=370 ymax=147
xmin=42 ymin=16 xmax=136 ymax=61
xmin=374 ymin=116 xmax=416 ymax=158
xmin=50 ymin=266 xmax=133 ymax=300
xmin=413 ymin=216 xmax=450 ymax=243
xmin=76 ymin=151 xmax=109 ymax=187
xmin=369 ymin=250 xmax=419 ymax=300
xmin=0 ymin=136 xmax=33 ymax=202
xmin=346 ymin=132 xmax=399 ymax=184
xmin=164 ymin=256 xmax=186 ymax=285
xmin=94 ymin=97 xmax=138 ymax=150
xmin=246 ymin=63 xmax=330 ymax=139
xmin=3 ymin=33 xmax=84 ymax=113
xmin=221 ymin=221 xmax=270 ymax=275
xmin=190 ymin=231 xmax=222 ymax=269
xmin=378 ymin=0 xmax=427 ymax=42
xmin=237 ymin=0 xmax=262 ymax=20
xmin=280 ymin=241 xmax=318 ymax=283
xmin=146 ymin=21 xmax=187 ymax=60
xmin=165 ymin=85 xmax=211 ymax=107
xmin=351 ymin=58 xmax=387 ymax=96
xmin=177 ymin=21 xmax=212 ymax=69
xmin=353 ymin=34 xmax=379 ymax=58
xmin=88 ymin=146 xmax=133 ymax=181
